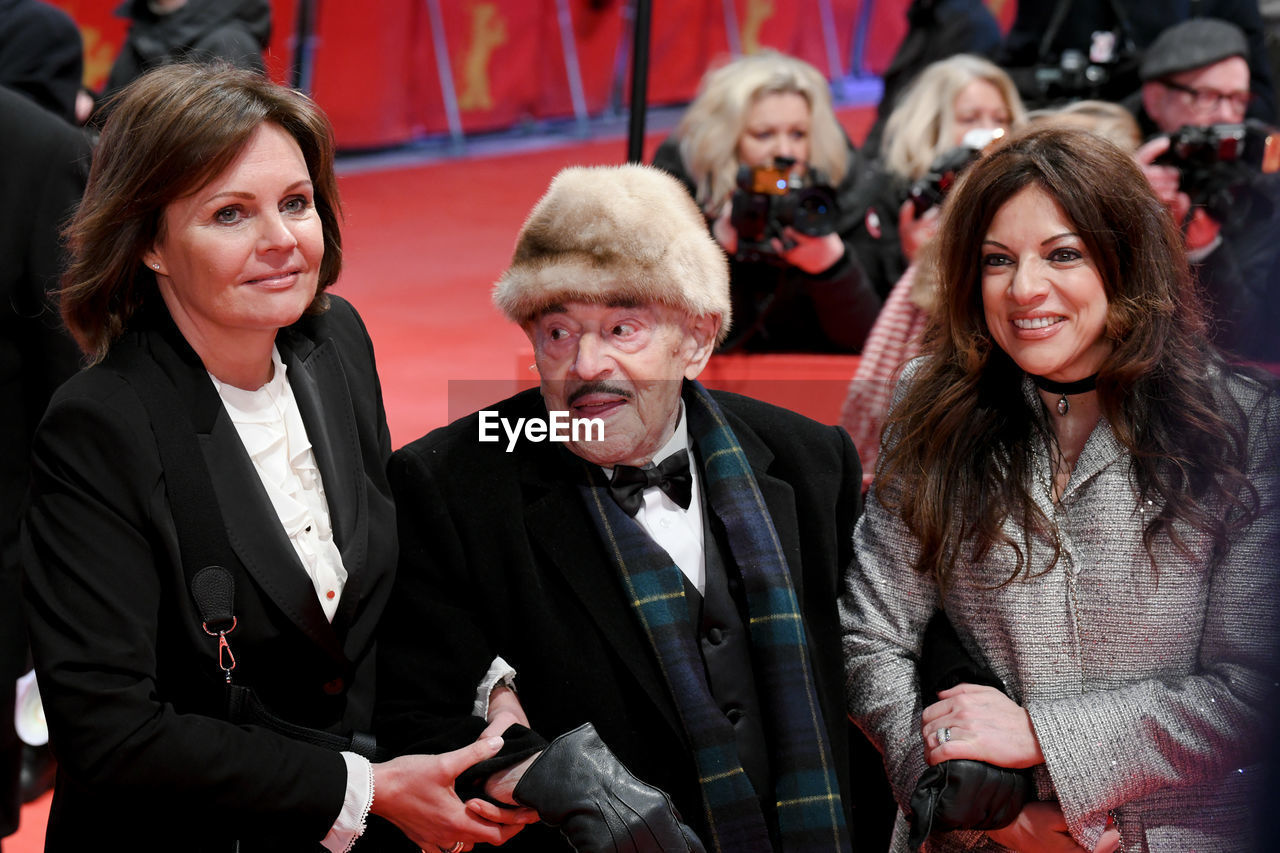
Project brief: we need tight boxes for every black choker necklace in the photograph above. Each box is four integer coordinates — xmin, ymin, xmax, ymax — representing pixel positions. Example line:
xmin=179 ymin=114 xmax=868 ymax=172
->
xmin=1031 ymin=373 xmax=1098 ymax=416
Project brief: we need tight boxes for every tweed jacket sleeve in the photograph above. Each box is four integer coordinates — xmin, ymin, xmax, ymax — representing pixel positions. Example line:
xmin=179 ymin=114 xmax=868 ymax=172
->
xmin=842 ymin=363 xmax=1280 ymax=851
xmin=839 ymin=360 xmax=939 ymax=811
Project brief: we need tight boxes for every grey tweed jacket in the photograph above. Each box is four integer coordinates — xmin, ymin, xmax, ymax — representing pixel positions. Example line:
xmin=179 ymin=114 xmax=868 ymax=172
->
xmin=841 ymin=364 xmax=1280 ymax=852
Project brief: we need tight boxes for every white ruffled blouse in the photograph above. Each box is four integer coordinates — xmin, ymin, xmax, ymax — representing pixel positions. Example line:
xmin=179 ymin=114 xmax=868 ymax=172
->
xmin=210 ymin=346 xmax=347 ymax=622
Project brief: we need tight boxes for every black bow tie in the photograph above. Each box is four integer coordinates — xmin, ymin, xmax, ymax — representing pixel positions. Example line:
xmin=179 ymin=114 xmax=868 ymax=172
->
xmin=607 ymin=449 xmax=693 ymax=516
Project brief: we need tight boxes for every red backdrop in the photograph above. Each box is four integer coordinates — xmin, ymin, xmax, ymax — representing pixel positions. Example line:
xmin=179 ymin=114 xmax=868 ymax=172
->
xmin=48 ymin=0 xmax=1015 ymax=151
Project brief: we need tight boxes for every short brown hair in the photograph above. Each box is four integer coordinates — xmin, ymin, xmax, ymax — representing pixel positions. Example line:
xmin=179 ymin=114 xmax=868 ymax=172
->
xmin=62 ymin=62 xmax=343 ymax=362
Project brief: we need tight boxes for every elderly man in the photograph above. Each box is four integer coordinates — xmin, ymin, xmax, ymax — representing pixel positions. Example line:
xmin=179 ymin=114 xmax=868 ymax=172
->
xmin=1132 ymin=17 xmax=1280 ymax=362
xmin=376 ymin=164 xmax=862 ymax=852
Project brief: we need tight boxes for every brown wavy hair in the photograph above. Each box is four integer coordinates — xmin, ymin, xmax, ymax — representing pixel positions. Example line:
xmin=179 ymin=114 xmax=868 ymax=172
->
xmin=61 ymin=62 xmax=343 ymax=362
xmin=877 ymin=126 xmax=1259 ymax=587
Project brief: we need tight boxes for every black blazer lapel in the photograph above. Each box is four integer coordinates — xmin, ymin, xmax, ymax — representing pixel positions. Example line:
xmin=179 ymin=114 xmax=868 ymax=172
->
xmin=521 ymin=445 xmax=686 ymax=741
xmin=201 ymin=420 xmax=344 ymax=663
xmin=141 ymin=320 xmax=345 ymax=664
xmin=277 ymin=331 xmax=369 ymax=643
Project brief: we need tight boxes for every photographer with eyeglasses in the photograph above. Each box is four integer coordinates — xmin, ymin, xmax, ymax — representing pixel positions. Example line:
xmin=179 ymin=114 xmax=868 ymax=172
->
xmin=1132 ymin=18 xmax=1280 ymax=363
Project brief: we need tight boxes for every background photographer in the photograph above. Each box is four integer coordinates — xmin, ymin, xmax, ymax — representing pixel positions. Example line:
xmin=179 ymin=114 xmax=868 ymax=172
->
xmin=652 ymin=50 xmax=881 ymax=353
xmin=848 ymin=54 xmax=1026 ymax=302
xmin=1133 ymin=17 xmax=1280 ymax=362
xmin=999 ymin=0 xmax=1274 ymax=120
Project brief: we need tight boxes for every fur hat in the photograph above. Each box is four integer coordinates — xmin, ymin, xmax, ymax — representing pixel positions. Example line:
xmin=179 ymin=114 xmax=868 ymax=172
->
xmin=493 ymin=164 xmax=731 ymax=342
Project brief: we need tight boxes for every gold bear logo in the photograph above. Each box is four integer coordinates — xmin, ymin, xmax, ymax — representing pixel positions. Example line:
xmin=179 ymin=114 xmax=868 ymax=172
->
xmin=741 ymin=0 xmax=775 ymax=56
xmin=458 ymin=3 xmax=508 ymax=112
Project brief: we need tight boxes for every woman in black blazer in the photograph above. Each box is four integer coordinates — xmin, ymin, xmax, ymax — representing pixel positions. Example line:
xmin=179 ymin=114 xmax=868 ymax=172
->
xmin=21 ymin=63 xmax=533 ymax=852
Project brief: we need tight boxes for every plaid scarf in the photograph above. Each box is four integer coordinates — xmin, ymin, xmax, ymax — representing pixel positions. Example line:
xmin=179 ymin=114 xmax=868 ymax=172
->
xmin=579 ymin=382 xmax=849 ymax=853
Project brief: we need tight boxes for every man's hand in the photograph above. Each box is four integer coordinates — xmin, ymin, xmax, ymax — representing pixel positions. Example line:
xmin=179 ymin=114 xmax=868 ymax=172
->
xmin=484 ymin=752 xmax=538 ymax=806
xmin=1135 ymin=136 xmax=1222 ymax=251
xmin=482 ymin=684 xmax=529 ymax=739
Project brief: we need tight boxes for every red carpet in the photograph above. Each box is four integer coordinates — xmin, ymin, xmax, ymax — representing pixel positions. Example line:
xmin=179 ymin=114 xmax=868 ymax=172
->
xmin=5 ymin=104 xmax=875 ymax=849
xmin=8 ymin=793 xmax=47 ymax=853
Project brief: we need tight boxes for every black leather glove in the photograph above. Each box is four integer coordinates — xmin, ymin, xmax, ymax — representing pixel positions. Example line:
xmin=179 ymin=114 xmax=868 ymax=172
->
xmin=906 ymin=758 xmax=1032 ymax=850
xmin=512 ymin=723 xmax=706 ymax=853
xmin=908 ymin=612 xmax=1032 ymax=851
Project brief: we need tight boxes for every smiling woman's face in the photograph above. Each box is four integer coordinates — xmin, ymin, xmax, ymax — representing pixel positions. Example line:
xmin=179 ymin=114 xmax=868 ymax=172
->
xmin=145 ymin=122 xmax=323 ymax=363
xmin=980 ymin=185 xmax=1113 ymax=382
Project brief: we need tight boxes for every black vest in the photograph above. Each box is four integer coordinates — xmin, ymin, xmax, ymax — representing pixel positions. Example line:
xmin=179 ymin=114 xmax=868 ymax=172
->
xmin=679 ymin=503 xmax=778 ymax=839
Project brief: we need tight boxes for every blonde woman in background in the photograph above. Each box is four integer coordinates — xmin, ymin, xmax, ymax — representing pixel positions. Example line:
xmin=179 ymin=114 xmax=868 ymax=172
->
xmin=653 ymin=50 xmax=883 ymax=352
xmin=1026 ymin=99 xmax=1143 ymax=152
xmin=851 ymin=54 xmax=1026 ymax=300
xmin=841 ymin=55 xmax=1026 ymax=490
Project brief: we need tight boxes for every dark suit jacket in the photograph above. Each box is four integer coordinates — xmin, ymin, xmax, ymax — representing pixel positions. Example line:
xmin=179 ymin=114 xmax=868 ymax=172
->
xmin=377 ymin=385 xmax=862 ymax=850
xmin=0 ymin=0 xmax=84 ymax=123
xmin=0 ymin=73 xmax=91 ymax=840
xmin=22 ymin=296 xmax=397 ymax=851
xmin=0 ymin=84 xmax=89 ymax=685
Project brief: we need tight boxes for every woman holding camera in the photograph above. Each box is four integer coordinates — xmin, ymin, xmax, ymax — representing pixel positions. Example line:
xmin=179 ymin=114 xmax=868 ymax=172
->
xmin=842 ymin=125 xmax=1278 ymax=851
xmin=852 ymin=54 xmax=1026 ymax=301
xmin=22 ymin=63 xmax=536 ymax=851
xmin=652 ymin=50 xmax=881 ymax=352
xmin=840 ymin=55 xmax=1024 ymax=489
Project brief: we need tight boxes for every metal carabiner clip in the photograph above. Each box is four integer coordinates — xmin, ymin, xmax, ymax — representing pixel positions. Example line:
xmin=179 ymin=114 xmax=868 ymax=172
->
xmin=202 ymin=617 xmax=238 ymax=683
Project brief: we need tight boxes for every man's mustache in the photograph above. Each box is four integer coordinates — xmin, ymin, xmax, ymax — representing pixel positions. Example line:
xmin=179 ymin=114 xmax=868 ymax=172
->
xmin=567 ymin=382 xmax=634 ymax=406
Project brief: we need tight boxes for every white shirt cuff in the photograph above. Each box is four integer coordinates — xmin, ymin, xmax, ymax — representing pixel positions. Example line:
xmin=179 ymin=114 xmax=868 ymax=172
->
xmin=473 ymin=655 xmax=517 ymax=718
xmin=322 ymin=751 xmax=373 ymax=853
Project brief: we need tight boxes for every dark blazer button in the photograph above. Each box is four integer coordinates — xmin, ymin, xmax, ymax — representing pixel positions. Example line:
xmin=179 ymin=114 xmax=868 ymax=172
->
xmin=322 ymin=677 xmax=345 ymax=695
xmin=707 ymin=627 xmax=724 ymax=645
xmin=726 ymin=706 xmax=745 ymax=724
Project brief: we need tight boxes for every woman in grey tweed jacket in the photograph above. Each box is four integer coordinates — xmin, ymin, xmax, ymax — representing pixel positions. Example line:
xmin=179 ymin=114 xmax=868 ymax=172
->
xmin=841 ymin=126 xmax=1279 ymax=852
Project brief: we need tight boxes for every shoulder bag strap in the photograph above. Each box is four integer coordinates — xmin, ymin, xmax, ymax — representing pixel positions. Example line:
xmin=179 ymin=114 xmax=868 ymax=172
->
xmin=109 ymin=342 xmax=239 ymax=652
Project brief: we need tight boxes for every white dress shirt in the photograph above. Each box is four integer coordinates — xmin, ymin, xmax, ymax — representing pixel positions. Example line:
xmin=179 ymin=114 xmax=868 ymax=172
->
xmin=211 ymin=346 xmax=348 ymax=621
xmin=601 ymin=403 xmax=706 ymax=594
xmin=473 ymin=406 xmax=709 ymax=716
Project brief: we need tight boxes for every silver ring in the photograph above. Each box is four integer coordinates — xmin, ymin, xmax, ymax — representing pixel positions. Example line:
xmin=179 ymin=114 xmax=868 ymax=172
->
xmin=938 ymin=727 xmax=952 ymax=745
xmin=442 ymin=844 xmax=463 ymax=853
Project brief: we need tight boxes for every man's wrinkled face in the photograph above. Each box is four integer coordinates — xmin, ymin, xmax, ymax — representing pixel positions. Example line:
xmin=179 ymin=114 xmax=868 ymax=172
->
xmin=1144 ymin=56 xmax=1251 ymax=132
xmin=526 ymin=300 xmax=717 ymax=467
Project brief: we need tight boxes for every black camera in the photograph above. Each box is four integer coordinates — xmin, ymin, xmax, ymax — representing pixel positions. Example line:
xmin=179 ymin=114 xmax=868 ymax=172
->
xmin=729 ymin=157 xmax=839 ymax=264
xmin=1032 ymin=48 xmax=1119 ymax=104
xmin=1023 ymin=24 xmax=1140 ymax=108
xmin=1155 ymin=120 xmax=1280 ymax=225
xmin=908 ymin=128 xmax=1004 ymax=218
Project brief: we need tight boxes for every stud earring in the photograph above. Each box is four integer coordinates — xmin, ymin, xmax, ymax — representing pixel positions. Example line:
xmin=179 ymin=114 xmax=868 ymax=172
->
xmin=152 ymin=262 xmax=160 ymax=270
